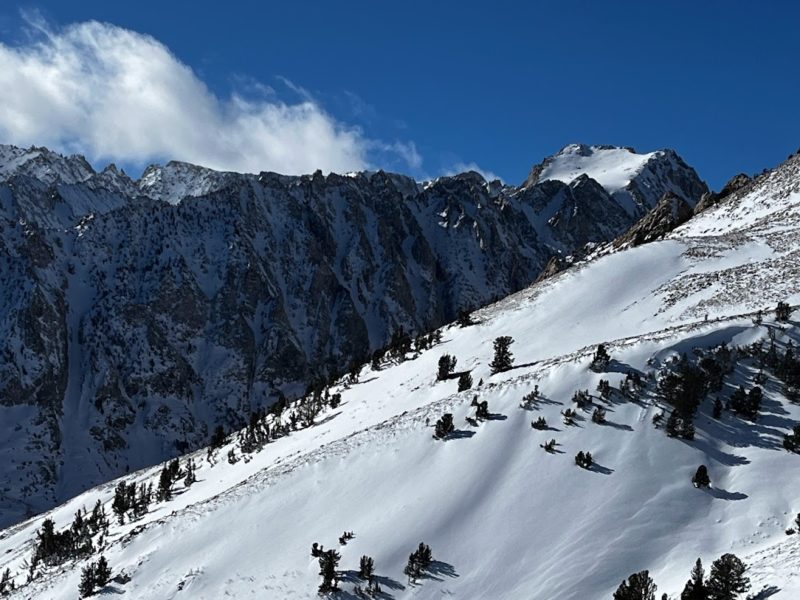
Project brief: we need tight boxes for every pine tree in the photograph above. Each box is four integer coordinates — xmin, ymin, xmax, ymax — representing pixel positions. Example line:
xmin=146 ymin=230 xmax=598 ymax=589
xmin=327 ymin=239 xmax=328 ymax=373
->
xmin=476 ymin=400 xmax=489 ymax=420
xmin=0 ymin=568 xmax=13 ymax=594
xmin=359 ymin=555 xmax=374 ymax=580
xmin=210 ymin=425 xmax=227 ymax=449
xmin=666 ymin=411 xmax=682 ymax=437
xmin=692 ymin=465 xmax=711 ymax=488
xmin=592 ymin=407 xmax=606 ymax=424
xmin=184 ymin=458 xmax=197 ymax=488
xmin=94 ymin=556 xmax=111 ymax=588
xmin=706 ymin=554 xmax=749 ymax=600
xmin=613 ymin=570 xmax=657 ymax=600
xmin=712 ymin=398 xmax=723 ymax=419
xmin=776 ymin=301 xmax=793 ymax=322
xmin=111 ymin=482 xmax=130 ymax=525
xmin=489 ymin=336 xmax=514 ymax=374
xmin=79 ymin=563 xmax=96 ymax=597
xmin=457 ymin=310 xmax=474 ymax=327
xmin=680 ymin=416 xmax=696 ymax=440
xmin=437 ymin=355 xmax=457 ymax=380
xmin=318 ymin=549 xmax=340 ymax=593
xmin=457 ymin=372 xmax=473 ymax=392
xmin=157 ymin=467 xmax=173 ymax=502
xmin=434 ymin=413 xmax=455 ymax=440
xmin=404 ymin=552 xmax=422 ymax=583
xmin=681 ymin=558 xmax=708 ymax=600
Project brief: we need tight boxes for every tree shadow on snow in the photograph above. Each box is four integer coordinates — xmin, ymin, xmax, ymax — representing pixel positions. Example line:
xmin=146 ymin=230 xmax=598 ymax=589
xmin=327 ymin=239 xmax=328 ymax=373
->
xmin=603 ymin=419 xmax=633 ymax=432
xmin=316 ymin=411 xmax=343 ymax=426
xmin=707 ymin=487 xmax=748 ymax=501
xmin=749 ymin=585 xmax=781 ymax=599
xmin=604 ymin=360 xmax=644 ymax=378
xmin=447 ymin=430 xmax=476 ymax=440
xmin=680 ymin=435 xmax=750 ymax=467
xmin=373 ymin=575 xmax=405 ymax=591
xmin=588 ymin=463 xmax=614 ymax=475
xmin=97 ymin=585 xmax=126 ymax=595
xmin=484 ymin=413 xmax=507 ymax=421
xmin=420 ymin=560 xmax=459 ymax=582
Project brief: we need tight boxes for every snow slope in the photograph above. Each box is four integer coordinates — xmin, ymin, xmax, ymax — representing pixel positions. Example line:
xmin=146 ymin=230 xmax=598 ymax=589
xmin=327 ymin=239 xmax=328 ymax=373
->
xmin=0 ymin=143 xmax=709 ymax=528
xmin=1 ymin=153 xmax=799 ymax=599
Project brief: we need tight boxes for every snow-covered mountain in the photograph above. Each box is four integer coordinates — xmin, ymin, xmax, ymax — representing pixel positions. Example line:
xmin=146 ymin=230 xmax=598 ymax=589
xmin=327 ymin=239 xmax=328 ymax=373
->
xmin=524 ymin=143 xmax=708 ymax=217
xmin=0 ymin=143 xmax=707 ymax=528
xmin=0 ymin=147 xmax=798 ymax=599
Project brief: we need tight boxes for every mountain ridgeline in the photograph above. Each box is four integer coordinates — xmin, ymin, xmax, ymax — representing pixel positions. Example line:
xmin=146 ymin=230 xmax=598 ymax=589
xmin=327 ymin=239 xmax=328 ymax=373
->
xmin=0 ymin=143 xmax=707 ymax=525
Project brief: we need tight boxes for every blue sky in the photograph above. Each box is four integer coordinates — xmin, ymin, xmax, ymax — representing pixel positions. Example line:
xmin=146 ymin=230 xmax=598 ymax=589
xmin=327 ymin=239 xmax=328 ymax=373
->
xmin=1 ymin=1 xmax=798 ymax=188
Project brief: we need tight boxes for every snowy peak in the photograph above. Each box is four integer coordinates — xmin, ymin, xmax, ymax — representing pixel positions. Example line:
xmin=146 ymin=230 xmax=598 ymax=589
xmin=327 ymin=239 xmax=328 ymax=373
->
xmin=524 ymin=144 xmax=708 ymax=216
xmin=0 ymin=144 xmax=95 ymax=186
xmin=525 ymin=143 xmax=650 ymax=192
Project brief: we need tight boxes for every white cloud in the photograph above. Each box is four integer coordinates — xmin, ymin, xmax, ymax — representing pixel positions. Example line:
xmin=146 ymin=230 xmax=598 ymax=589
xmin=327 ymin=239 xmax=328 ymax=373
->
xmin=0 ymin=17 xmax=420 ymax=176
xmin=445 ymin=162 xmax=503 ymax=183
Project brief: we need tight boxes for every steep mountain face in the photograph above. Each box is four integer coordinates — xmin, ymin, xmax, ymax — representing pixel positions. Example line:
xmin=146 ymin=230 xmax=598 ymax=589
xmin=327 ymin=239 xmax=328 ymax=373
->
xmin=0 ymin=149 xmax=797 ymax=600
xmin=0 ymin=143 xmax=707 ymax=526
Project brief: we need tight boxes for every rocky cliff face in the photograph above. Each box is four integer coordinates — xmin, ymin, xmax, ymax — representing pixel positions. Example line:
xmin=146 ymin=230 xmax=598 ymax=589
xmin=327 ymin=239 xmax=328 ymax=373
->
xmin=0 ymin=143 xmax=707 ymax=526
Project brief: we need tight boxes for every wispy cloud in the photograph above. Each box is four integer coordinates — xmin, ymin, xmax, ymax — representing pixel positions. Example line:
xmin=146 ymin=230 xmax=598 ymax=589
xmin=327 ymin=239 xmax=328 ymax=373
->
xmin=0 ymin=15 xmax=421 ymax=176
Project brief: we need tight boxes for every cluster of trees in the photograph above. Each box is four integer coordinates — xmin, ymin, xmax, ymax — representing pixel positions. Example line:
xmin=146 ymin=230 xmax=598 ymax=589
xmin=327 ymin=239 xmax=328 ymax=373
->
xmin=311 ymin=540 xmax=383 ymax=597
xmin=434 ymin=414 xmax=455 ymax=439
xmin=79 ymin=556 xmax=111 ymax=598
xmin=404 ymin=542 xmax=433 ymax=583
xmin=679 ymin=555 xmax=749 ymax=600
xmin=728 ymin=385 xmax=762 ymax=421
xmin=575 ymin=451 xmax=593 ymax=469
xmin=354 ymin=554 xmax=382 ymax=597
xmin=592 ymin=407 xmax=607 ymax=424
xmin=784 ymin=424 xmax=800 ymax=453
xmin=744 ymin=332 xmax=799 ymax=402
xmin=32 ymin=502 xmax=109 ymax=569
xmin=614 ymin=554 xmax=748 ymax=600
xmin=659 ymin=356 xmax=709 ymax=440
xmin=520 ymin=386 xmax=540 ymax=409
xmin=572 ymin=389 xmax=591 ymax=409
xmin=157 ymin=458 xmax=188 ymax=502
xmin=590 ymin=344 xmax=611 ymax=372
xmin=531 ymin=416 xmax=548 ymax=430
xmin=112 ymin=479 xmax=153 ymax=524
xmin=371 ymin=327 xmax=444 ymax=372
